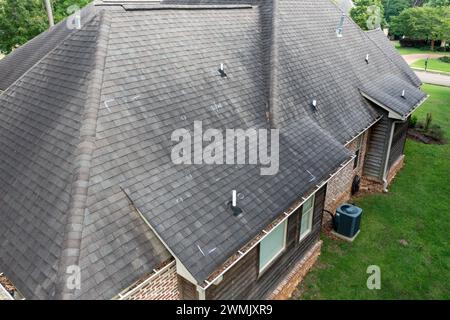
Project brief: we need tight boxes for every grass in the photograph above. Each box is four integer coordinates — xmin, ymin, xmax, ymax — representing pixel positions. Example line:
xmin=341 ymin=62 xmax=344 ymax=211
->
xmin=392 ymin=40 xmax=450 ymax=56
xmin=411 ymin=58 xmax=450 ymax=74
xmin=296 ymin=84 xmax=450 ymax=300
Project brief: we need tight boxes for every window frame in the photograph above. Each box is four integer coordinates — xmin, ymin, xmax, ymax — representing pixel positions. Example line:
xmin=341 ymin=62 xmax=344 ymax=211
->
xmin=299 ymin=193 xmax=315 ymax=241
xmin=258 ymin=220 xmax=288 ymax=274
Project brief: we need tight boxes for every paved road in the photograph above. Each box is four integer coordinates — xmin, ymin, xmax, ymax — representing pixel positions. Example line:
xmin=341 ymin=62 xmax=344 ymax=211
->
xmin=414 ymin=70 xmax=450 ymax=87
xmin=401 ymin=54 xmax=450 ymax=86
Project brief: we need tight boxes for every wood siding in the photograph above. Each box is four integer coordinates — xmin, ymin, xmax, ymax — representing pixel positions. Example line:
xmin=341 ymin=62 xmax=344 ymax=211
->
xmin=178 ymin=275 xmax=198 ymax=300
xmin=388 ymin=119 xmax=408 ymax=168
xmin=204 ymin=186 xmax=326 ymax=300
xmin=363 ymin=113 xmax=390 ymax=180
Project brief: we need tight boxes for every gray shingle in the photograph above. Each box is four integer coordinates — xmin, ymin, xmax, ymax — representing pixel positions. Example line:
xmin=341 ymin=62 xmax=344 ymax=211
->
xmin=0 ymin=0 xmax=424 ymax=299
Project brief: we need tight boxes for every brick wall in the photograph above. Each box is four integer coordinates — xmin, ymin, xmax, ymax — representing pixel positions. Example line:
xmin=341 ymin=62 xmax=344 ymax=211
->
xmin=325 ymin=132 xmax=368 ymax=215
xmin=268 ymin=240 xmax=322 ymax=300
xmin=387 ymin=154 xmax=404 ymax=185
xmin=119 ymin=260 xmax=179 ymax=300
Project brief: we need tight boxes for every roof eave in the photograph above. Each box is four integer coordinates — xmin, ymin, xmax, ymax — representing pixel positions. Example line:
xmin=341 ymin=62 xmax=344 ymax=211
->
xmin=360 ymin=91 xmax=406 ymax=120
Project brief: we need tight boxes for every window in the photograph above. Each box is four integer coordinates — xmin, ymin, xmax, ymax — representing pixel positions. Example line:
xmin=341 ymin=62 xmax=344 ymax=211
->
xmin=353 ymin=134 xmax=363 ymax=169
xmin=259 ymin=220 xmax=287 ymax=273
xmin=299 ymin=194 xmax=315 ymax=241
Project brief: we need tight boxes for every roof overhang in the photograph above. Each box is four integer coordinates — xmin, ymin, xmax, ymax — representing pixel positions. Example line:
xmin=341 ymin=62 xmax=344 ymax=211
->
xmin=360 ymin=90 xmax=429 ymax=121
xmin=360 ymin=91 xmax=405 ymax=120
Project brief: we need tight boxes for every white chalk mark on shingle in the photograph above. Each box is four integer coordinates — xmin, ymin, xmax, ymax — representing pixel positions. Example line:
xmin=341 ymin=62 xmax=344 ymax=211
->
xmin=104 ymin=99 xmax=114 ymax=113
xmin=306 ymin=170 xmax=316 ymax=182
xmin=208 ymin=247 xmax=217 ymax=254
xmin=197 ymin=244 xmax=205 ymax=257
xmin=210 ymin=101 xmax=222 ymax=115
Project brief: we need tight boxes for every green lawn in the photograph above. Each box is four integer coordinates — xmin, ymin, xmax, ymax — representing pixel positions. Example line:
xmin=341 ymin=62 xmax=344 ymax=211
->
xmin=296 ymin=84 xmax=450 ymax=300
xmin=393 ymin=41 xmax=450 ymax=56
xmin=411 ymin=58 xmax=450 ymax=74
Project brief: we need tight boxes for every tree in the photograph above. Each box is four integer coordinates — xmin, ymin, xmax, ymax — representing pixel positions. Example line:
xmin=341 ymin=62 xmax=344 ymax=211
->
xmin=425 ymin=0 xmax=450 ymax=6
xmin=0 ymin=0 xmax=91 ymax=54
xmin=0 ymin=0 xmax=47 ymax=54
xmin=350 ymin=0 xmax=387 ymax=30
xmin=53 ymin=0 xmax=90 ymax=23
xmin=382 ymin=0 xmax=411 ymax=22
xmin=390 ymin=6 xmax=449 ymax=50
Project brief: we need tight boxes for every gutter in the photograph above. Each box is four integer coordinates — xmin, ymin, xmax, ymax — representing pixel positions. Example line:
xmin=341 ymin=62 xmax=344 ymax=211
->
xmin=403 ymin=94 xmax=429 ymax=120
xmin=344 ymin=116 xmax=382 ymax=146
xmin=200 ymin=154 xmax=356 ymax=292
xmin=0 ymin=275 xmax=14 ymax=300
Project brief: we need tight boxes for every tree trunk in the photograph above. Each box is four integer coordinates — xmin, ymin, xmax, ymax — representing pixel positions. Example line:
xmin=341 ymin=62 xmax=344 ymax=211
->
xmin=430 ymin=39 xmax=435 ymax=51
xmin=44 ymin=0 xmax=54 ymax=28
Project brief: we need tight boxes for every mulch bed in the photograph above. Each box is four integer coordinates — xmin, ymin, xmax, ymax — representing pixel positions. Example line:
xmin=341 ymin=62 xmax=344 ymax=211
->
xmin=407 ymin=129 xmax=446 ymax=145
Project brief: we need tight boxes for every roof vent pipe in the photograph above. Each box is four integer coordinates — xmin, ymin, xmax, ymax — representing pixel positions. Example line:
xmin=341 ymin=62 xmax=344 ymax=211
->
xmin=229 ymin=190 xmax=243 ymax=217
xmin=365 ymin=54 xmax=369 ymax=64
xmin=401 ymin=90 xmax=406 ymax=98
xmin=336 ymin=13 xmax=345 ymax=37
xmin=312 ymin=99 xmax=318 ymax=110
xmin=218 ymin=63 xmax=227 ymax=77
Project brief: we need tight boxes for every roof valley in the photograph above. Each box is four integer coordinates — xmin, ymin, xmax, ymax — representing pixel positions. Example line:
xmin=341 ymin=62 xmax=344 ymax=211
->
xmin=54 ymin=10 xmax=112 ymax=300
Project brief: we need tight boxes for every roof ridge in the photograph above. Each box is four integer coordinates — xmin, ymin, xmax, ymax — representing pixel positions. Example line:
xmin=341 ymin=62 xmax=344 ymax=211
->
xmin=364 ymin=29 xmax=422 ymax=86
xmin=54 ymin=9 xmax=112 ymax=300
xmin=326 ymin=0 xmax=420 ymax=86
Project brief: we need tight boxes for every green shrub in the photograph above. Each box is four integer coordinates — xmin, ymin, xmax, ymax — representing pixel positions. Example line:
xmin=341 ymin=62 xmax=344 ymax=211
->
xmin=409 ymin=115 xmax=418 ymax=128
xmin=438 ymin=56 xmax=450 ymax=63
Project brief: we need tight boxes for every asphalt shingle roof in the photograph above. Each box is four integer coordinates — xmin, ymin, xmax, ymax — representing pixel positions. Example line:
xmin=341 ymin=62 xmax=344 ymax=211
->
xmin=360 ymin=74 xmax=427 ymax=118
xmin=0 ymin=3 xmax=99 ymax=92
xmin=0 ymin=0 xmax=424 ymax=299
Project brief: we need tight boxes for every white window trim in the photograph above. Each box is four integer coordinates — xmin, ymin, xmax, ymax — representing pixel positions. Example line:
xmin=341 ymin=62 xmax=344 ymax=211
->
xmin=259 ymin=220 xmax=287 ymax=274
xmin=299 ymin=193 xmax=315 ymax=241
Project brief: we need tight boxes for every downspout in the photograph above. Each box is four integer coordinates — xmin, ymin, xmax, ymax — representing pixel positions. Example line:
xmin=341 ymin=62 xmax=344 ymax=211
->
xmin=382 ymin=120 xmax=403 ymax=192
xmin=196 ymin=286 xmax=206 ymax=300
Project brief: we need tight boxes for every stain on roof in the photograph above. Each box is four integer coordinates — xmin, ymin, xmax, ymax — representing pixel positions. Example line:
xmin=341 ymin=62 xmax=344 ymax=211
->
xmin=0 ymin=0 xmax=423 ymax=299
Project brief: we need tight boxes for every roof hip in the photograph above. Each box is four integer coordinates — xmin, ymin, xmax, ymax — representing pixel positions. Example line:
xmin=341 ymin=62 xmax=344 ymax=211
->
xmin=54 ymin=10 xmax=112 ymax=300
